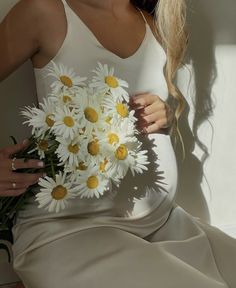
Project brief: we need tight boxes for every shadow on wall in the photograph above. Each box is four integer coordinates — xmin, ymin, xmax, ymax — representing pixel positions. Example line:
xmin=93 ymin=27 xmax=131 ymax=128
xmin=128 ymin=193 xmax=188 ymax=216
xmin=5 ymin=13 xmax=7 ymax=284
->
xmin=175 ymin=0 xmax=236 ymax=223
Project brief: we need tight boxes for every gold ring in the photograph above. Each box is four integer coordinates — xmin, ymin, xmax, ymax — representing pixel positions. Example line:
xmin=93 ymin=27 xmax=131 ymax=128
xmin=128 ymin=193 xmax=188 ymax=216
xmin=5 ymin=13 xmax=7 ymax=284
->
xmin=12 ymin=182 xmax=17 ymax=189
xmin=11 ymin=157 xmax=17 ymax=171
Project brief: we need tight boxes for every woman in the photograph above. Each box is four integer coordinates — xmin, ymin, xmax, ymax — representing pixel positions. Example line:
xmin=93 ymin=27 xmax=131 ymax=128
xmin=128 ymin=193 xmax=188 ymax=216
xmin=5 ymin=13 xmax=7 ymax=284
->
xmin=0 ymin=0 xmax=236 ymax=287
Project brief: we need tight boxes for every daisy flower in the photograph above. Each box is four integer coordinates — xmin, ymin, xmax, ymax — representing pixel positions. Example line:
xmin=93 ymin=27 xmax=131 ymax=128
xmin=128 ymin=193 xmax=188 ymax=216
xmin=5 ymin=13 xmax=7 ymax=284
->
xmin=76 ymin=88 xmax=107 ymax=135
xmin=129 ymin=149 xmax=150 ymax=176
xmin=108 ymin=140 xmax=144 ymax=178
xmin=28 ymin=135 xmax=56 ymax=159
xmin=90 ymin=62 xmax=129 ymax=102
xmin=66 ymin=161 xmax=94 ymax=182
xmin=100 ymin=121 xmax=136 ymax=155
xmin=36 ymin=172 xmax=78 ymax=213
xmin=48 ymin=62 xmax=87 ymax=94
xmin=55 ymin=135 xmax=85 ymax=167
xmin=103 ymin=97 xmax=137 ymax=126
xmin=20 ymin=98 xmax=56 ymax=138
xmin=52 ymin=106 xmax=81 ymax=139
xmin=99 ymin=158 xmax=121 ymax=187
xmin=49 ymin=90 xmax=77 ymax=108
xmin=74 ymin=167 xmax=110 ymax=199
xmin=83 ymin=136 xmax=105 ymax=166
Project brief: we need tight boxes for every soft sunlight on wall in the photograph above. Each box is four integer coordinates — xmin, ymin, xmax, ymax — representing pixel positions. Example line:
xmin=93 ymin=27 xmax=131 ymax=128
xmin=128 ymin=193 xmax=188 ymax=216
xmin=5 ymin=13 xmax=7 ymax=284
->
xmin=177 ymin=45 xmax=236 ymax=238
xmin=176 ymin=0 xmax=236 ymax=238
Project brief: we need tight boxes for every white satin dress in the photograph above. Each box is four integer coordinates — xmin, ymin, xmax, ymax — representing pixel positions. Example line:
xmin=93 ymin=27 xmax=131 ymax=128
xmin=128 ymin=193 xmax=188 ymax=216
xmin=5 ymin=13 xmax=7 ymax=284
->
xmin=12 ymin=1 xmax=236 ymax=287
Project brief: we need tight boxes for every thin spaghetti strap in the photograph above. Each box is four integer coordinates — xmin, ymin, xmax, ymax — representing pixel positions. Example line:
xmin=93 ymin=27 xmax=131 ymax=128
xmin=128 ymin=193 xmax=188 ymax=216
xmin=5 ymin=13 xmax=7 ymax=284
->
xmin=136 ymin=7 xmax=148 ymax=24
xmin=61 ymin=0 xmax=67 ymax=6
xmin=60 ymin=0 xmax=70 ymax=21
xmin=61 ymin=0 xmax=70 ymax=10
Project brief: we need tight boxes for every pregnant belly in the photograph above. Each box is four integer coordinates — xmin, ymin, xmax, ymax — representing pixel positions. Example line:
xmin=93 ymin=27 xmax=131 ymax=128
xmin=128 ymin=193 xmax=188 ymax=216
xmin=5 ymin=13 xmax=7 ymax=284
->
xmin=111 ymin=133 xmax=178 ymax=218
xmin=15 ymin=134 xmax=177 ymax=224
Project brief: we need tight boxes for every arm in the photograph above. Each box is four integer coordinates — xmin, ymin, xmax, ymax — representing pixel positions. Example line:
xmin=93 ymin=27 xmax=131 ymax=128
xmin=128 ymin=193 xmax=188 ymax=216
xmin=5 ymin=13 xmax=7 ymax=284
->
xmin=0 ymin=0 xmax=50 ymax=197
xmin=0 ymin=0 xmax=41 ymax=81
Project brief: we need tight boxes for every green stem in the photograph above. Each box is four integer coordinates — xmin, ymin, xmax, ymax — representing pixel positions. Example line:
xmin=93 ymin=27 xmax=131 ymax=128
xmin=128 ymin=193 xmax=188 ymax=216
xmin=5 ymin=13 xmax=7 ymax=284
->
xmin=1 ymin=194 xmax=26 ymax=227
xmin=50 ymin=155 xmax=56 ymax=180
xmin=0 ymin=197 xmax=17 ymax=216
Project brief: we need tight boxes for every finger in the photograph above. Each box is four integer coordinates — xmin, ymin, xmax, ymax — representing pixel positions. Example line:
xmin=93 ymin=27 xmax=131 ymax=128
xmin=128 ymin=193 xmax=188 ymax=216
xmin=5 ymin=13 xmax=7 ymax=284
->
xmin=3 ymin=172 xmax=44 ymax=184
xmin=141 ymin=100 xmax=166 ymax=115
xmin=144 ymin=119 xmax=168 ymax=134
xmin=140 ymin=111 xmax=166 ymax=125
xmin=3 ymin=158 xmax=44 ymax=170
xmin=130 ymin=94 xmax=158 ymax=108
xmin=138 ymin=107 xmax=173 ymax=129
xmin=0 ymin=182 xmax=29 ymax=190
xmin=0 ymin=139 xmax=29 ymax=157
xmin=0 ymin=188 xmax=26 ymax=197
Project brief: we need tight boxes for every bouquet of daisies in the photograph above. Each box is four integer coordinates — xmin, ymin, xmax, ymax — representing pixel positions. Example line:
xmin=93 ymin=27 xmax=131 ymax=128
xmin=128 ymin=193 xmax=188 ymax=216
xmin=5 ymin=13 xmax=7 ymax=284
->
xmin=0 ymin=62 xmax=149 ymax=227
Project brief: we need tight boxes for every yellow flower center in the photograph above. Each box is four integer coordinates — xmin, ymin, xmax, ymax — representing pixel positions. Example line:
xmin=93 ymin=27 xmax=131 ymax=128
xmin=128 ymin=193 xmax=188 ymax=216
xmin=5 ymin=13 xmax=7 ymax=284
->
xmin=108 ymin=133 xmax=119 ymax=145
xmin=63 ymin=95 xmax=72 ymax=103
xmin=68 ymin=143 xmax=79 ymax=154
xmin=84 ymin=107 xmax=98 ymax=123
xmin=105 ymin=116 xmax=112 ymax=124
xmin=105 ymin=76 xmax=119 ymax=88
xmin=115 ymin=144 xmax=128 ymax=160
xmin=77 ymin=162 xmax=87 ymax=171
xmin=63 ymin=116 xmax=74 ymax=127
xmin=87 ymin=176 xmax=99 ymax=189
xmin=87 ymin=140 xmax=100 ymax=156
xmin=45 ymin=114 xmax=55 ymax=127
xmin=38 ymin=139 xmax=49 ymax=151
xmin=60 ymin=75 xmax=73 ymax=88
xmin=51 ymin=185 xmax=68 ymax=200
xmin=116 ymin=103 xmax=128 ymax=118
xmin=99 ymin=159 xmax=108 ymax=172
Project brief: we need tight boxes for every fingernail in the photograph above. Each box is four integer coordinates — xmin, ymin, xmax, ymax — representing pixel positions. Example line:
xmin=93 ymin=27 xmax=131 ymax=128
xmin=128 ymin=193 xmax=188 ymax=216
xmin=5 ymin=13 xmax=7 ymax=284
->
xmin=37 ymin=161 xmax=44 ymax=167
xmin=132 ymin=103 xmax=143 ymax=109
xmin=139 ymin=112 xmax=145 ymax=117
xmin=23 ymin=138 xmax=29 ymax=144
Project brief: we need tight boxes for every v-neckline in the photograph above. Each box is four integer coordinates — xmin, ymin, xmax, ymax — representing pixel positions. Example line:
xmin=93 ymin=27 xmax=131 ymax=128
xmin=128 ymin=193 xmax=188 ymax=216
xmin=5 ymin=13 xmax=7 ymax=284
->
xmin=64 ymin=1 xmax=149 ymax=61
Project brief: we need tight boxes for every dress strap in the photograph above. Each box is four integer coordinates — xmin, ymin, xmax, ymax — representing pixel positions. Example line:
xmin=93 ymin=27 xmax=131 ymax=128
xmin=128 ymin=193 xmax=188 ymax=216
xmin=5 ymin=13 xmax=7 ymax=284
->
xmin=136 ymin=7 xmax=148 ymax=25
xmin=60 ymin=0 xmax=70 ymax=12
xmin=61 ymin=0 xmax=68 ymax=6
xmin=60 ymin=0 xmax=71 ymax=22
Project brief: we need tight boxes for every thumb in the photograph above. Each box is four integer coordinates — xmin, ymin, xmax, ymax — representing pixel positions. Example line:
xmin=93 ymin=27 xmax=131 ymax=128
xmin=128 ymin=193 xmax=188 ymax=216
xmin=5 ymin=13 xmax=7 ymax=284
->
xmin=1 ymin=138 xmax=30 ymax=157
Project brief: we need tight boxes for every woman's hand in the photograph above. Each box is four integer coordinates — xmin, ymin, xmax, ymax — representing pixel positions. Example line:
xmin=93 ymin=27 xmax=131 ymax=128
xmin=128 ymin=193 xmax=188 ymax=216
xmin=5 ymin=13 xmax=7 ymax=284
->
xmin=129 ymin=93 xmax=174 ymax=134
xmin=0 ymin=139 xmax=45 ymax=197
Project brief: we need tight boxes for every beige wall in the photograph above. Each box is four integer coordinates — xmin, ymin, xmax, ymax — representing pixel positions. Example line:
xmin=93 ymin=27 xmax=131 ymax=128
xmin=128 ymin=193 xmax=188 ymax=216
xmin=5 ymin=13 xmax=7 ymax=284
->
xmin=176 ymin=0 xmax=236 ymax=237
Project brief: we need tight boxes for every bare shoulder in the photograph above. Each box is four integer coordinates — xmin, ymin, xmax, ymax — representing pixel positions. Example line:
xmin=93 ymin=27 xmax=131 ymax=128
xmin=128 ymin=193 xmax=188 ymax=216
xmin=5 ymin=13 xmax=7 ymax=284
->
xmin=0 ymin=0 xmax=67 ymax=80
xmin=11 ymin=0 xmax=62 ymax=16
xmin=5 ymin=0 xmax=44 ymax=20
xmin=2 ymin=0 xmax=66 ymax=38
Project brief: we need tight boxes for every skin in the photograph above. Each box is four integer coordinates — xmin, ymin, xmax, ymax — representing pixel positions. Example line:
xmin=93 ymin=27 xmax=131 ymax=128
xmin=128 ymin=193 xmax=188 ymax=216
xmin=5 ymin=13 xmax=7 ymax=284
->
xmin=0 ymin=0 xmax=173 ymax=199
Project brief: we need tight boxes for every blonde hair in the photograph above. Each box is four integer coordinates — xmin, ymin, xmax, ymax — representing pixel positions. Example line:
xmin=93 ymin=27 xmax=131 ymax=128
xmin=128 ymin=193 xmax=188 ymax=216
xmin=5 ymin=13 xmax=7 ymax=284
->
xmin=131 ymin=0 xmax=188 ymax=149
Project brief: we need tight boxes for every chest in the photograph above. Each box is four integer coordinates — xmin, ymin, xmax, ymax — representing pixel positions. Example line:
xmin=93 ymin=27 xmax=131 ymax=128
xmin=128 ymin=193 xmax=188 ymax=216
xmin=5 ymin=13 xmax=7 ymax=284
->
xmin=65 ymin=1 xmax=149 ymax=59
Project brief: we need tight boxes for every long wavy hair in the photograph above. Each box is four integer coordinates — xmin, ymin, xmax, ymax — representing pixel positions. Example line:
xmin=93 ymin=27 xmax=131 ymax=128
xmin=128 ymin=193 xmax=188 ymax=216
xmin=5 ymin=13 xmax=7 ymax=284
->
xmin=131 ymin=0 xmax=188 ymax=147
